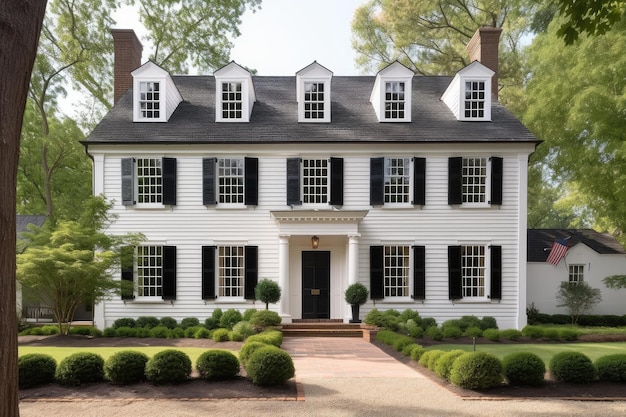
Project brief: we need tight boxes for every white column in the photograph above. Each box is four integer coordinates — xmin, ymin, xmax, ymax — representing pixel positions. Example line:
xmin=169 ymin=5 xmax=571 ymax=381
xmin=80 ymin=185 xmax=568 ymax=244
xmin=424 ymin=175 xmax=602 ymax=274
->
xmin=278 ymin=235 xmax=291 ymax=322
xmin=348 ymin=234 xmax=360 ymax=285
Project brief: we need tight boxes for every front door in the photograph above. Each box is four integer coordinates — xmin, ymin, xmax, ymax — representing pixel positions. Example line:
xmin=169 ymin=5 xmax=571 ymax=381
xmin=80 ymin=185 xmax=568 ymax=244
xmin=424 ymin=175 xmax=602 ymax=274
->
xmin=302 ymin=251 xmax=330 ymax=319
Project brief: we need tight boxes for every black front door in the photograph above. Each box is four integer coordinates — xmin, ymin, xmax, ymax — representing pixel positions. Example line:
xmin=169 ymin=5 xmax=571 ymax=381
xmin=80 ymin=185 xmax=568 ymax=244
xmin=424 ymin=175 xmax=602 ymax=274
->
xmin=302 ymin=251 xmax=330 ymax=319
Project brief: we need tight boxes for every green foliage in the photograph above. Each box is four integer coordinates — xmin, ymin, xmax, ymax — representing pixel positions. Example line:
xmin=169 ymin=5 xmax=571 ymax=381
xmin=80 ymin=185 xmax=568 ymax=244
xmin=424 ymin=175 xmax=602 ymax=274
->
xmin=104 ymin=351 xmax=149 ymax=385
xmin=375 ymin=329 xmax=398 ymax=345
xmin=159 ymin=317 xmax=178 ymax=329
xmin=595 ymin=354 xmax=626 ymax=382
xmin=113 ymin=318 xmax=136 ymax=329
xmin=242 ymin=308 xmax=257 ymax=321
xmin=558 ymin=328 xmax=580 ymax=341
xmin=232 ymin=321 xmax=255 ymax=339
xmin=18 ymin=353 xmax=57 ymax=389
xmin=603 ymin=275 xmax=626 ymax=289
xmin=145 ymin=349 xmax=192 ymax=385
xmin=103 ymin=327 xmax=116 ymax=337
xmin=212 ymin=308 xmax=223 ymax=322
xmin=180 ymin=317 xmax=200 ymax=329
xmin=426 ymin=326 xmax=444 ymax=341
xmin=21 ymin=325 xmax=59 ymax=336
xmin=69 ymin=326 xmax=102 ymax=337
xmin=543 ymin=328 xmax=560 ymax=341
xmin=402 ymin=343 xmax=419 ymax=357
xmin=480 ymin=316 xmax=498 ymax=330
xmin=246 ymin=346 xmax=295 ymax=386
xmin=500 ymin=329 xmax=522 ymax=341
xmin=549 ymin=351 xmax=597 ymax=383
xmin=171 ymin=327 xmax=185 ymax=338
xmin=421 ymin=317 xmax=438 ymax=329
xmin=464 ymin=327 xmax=483 ymax=338
xmin=196 ymin=350 xmax=240 ymax=380
xmin=344 ymin=282 xmax=369 ymax=305
xmin=212 ymin=328 xmax=230 ymax=342
xmin=149 ymin=326 xmax=172 ymax=338
xmin=184 ymin=326 xmax=204 ymax=338
xmin=522 ymin=325 xmax=545 ymax=339
xmin=442 ymin=325 xmax=463 ymax=339
xmin=435 ymin=350 xmax=466 ymax=381
xmin=399 ymin=309 xmax=422 ymax=324
xmin=483 ymin=329 xmax=500 ymax=342
xmin=219 ymin=309 xmax=243 ymax=330
xmin=556 ymin=282 xmax=602 ymax=324
xmin=554 ymin=0 xmax=626 ymax=44
xmin=204 ymin=317 xmax=219 ymax=330
xmin=502 ymin=352 xmax=546 ymax=386
xmin=364 ymin=308 xmax=400 ymax=331
xmin=136 ymin=316 xmax=160 ymax=329
xmin=419 ymin=350 xmax=444 ymax=369
xmin=114 ymin=326 xmax=138 ymax=337
xmin=392 ymin=335 xmax=415 ymax=352
xmin=255 ymin=279 xmax=282 ymax=309
xmin=449 ymin=352 xmax=503 ymax=390
xmin=249 ymin=310 xmax=282 ymax=330
xmin=245 ymin=330 xmax=283 ymax=347
xmin=406 ymin=319 xmax=424 ymax=338
xmin=410 ymin=345 xmax=426 ymax=362
xmin=239 ymin=341 xmax=269 ymax=369
xmin=55 ymin=352 xmax=105 ymax=386
xmin=228 ymin=331 xmax=245 ymax=342
xmin=194 ymin=328 xmax=211 ymax=339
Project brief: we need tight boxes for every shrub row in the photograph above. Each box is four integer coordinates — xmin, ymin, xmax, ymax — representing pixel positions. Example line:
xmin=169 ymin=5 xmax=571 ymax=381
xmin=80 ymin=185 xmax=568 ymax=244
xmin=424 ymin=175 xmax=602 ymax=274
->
xmin=366 ymin=309 xmax=498 ymax=336
xmin=529 ymin=313 xmax=626 ymax=327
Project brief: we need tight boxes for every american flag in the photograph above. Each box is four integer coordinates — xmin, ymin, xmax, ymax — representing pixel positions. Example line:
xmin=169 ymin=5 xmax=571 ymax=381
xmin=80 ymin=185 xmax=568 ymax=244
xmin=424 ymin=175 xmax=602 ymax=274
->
xmin=546 ymin=237 xmax=570 ymax=266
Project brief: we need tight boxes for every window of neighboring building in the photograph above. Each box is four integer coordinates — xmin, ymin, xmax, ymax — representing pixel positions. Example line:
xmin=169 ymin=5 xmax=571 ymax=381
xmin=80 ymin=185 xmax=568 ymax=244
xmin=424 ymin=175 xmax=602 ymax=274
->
xmin=218 ymin=246 xmax=245 ymax=297
xmin=384 ymin=157 xmax=411 ymax=204
xmin=462 ymin=157 xmax=488 ymax=204
xmin=221 ymin=82 xmax=243 ymax=119
xmin=139 ymin=82 xmax=161 ymax=119
xmin=136 ymin=158 xmax=163 ymax=204
xmin=302 ymin=159 xmax=329 ymax=205
xmin=384 ymin=81 xmax=405 ymax=119
xmin=218 ymin=158 xmax=244 ymax=204
xmin=137 ymin=245 xmax=163 ymax=297
xmin=304 ymin=82 xmax=325 ymax=119
xmin=461 ymin=245 xmax=486 ymax=298
xmin=384 ymin=245 xmax=410 ymax=297
xmin=569 ymin=264 xmax=584 ymax=283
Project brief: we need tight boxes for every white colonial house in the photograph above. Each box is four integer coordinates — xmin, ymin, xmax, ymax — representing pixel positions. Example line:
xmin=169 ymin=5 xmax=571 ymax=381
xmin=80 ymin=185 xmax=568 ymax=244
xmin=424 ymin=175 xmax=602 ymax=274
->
xmin=84 ymin=28 xmax=537 ymax=330
xmin=527 ymin=229 xmax=626 ymax=315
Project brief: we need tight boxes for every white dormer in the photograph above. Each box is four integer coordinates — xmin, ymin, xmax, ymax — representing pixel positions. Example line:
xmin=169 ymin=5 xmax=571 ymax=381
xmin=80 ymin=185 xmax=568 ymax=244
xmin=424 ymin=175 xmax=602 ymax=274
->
xmin=441 ymin=61 xmax=494 ymax=121
xmin=132 ymin=61 xmax=182 ymax=123
xmin=370 ymin=61 xmax=414 ymax=122
xmin=214 ymin=61 xmax=256 ymax=123
xmin=296 ymin=61 xmax=333 ymax=123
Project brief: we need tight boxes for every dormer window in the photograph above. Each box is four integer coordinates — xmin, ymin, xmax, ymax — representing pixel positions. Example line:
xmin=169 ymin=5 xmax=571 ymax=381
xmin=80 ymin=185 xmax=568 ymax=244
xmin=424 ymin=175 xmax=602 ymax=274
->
xmin=442 ymin=61 xmax=494 ymax=121
xmin=139 ymin=81 xmax=160 ymax=119
xmin=214 ymin=62 xmax=255 ymax=123
xmin=464 ymin=81 xmax=485 ymax=118
xmin=132 ymin=61 xmax=182 ymax=123
xmin=296 ymin=62 xmax=332 ymax=123
xmin=370 ymin=61 xmax=413 ymax=122
xmin=304 ymin=82 xmax=325 ymax=119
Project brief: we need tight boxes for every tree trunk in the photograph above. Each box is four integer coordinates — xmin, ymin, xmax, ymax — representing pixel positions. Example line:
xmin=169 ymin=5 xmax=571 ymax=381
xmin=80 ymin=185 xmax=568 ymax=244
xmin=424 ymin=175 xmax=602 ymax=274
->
xmin=0 ymin=2 xmax=47 ymax=416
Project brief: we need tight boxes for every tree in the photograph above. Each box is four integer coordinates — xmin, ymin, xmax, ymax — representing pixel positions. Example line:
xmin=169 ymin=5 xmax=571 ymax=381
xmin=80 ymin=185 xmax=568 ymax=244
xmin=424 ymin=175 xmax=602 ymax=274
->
xmin=255 ymin=279 xmax=281 ymax=310
xmin=555 ymin=281 xmax=602 ymax=324
xmin=0 ymin=2 xmax=47 ymax=416
xmin=554 ymin=0 xmax=626 ymax=44
xmin=603 ymin=275 xmax=626 ymax=289
xmin=17 ymin=197 xmax=143 ymax=335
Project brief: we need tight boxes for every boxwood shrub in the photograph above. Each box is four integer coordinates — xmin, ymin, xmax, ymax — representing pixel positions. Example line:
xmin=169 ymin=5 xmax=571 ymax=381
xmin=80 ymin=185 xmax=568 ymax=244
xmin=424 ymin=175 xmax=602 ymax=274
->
xmin=196 ymin=350 xmax=240 ymax=380
xmin=148 ymin=326 xmax=172 ymax=338
xmin=464 ymin=327 xmax=483 ymax=338
xmin=549 ymin=351 xmax=597 ymax=384
xmin=405 ymin=319 xmax=424 ymax=338
xmin=136 ymin=316 xmax=159 ymax=329
xmin=232 ymin=320 xmax=255 ymax=339
xmin=246 ymin=346 xmax=295 ymax=386
xmin=239 ymin=341 xmax=269 ymax=368
xmin=145 ymin=349 xmax=191 ymax=385
xmin=180 ymin=317 xmax=200 ymax=329
xmin=56 ymin=352 xmax=105 ymax=386
xmin=112 ymin=318 xmax=136 ymax=329
xmin=427 ymin=350 xmax=446 ymax=371
xmin=104 ymin=350 xmax=149 ymax=385
xmin=434 ymin=349 xmax=466 ymax=380
xmin=543 ymin=328 xmax=560 ymax=341
xmin=249 ymin=310 xmax=282 ymax=329
xmin=442 ymin=325 xmax=463 ymax=339
xmin=410 ymin=345 xmax=426 ymax=361
xmin=212 ymin=328 xmax=230 ymax=342
xmin=246 ymin=329 xmax=283 ymax=347
xmin=502 ymin=352 xmax=545 ymax=386
xmin=595 ymin=354 xmax=626 ymax=383
xmin=482 ymin=328 xmax=500 ymax=341
xmin=521 ymin=325 xmax=544 ymax=339
xmin=375 ymin=329 xmax=397 ymax=345
xmin=426 ymin=326 xmax=443 ymax=341
xmin=194 ymin=327 xmax=211 ymax=339
xmin=159 ymin=316 xmax=178 ymax=329
xmin=479 ymin=316 xmax=498 ymax=330
xmin=114 ymin=326 xmax=137 ymax=337
xmin=18 ymin=353 xmax=56 ymax=389
xmin=392 ymin=335 xmax=415 ymax=352
xmin=449 ymin=352 xmax=503 ymax=390
xmin=219 ymin=309 xmax=243 ymax=330
xmin=229 ymin=331 xmax=245 ymax=342
xmin=364 ymin=308 xmax=400 ymax=331
xmin=499 ymin=329 xmax=522 ymax=341
xmin=184 ymin=326 xmax=205 ymax=338
xmin=402 ymin=343 xmax=419 ymax=357
xmin=69 ymin=326 xmax=103 ymax=337
xmin=558 ymin=328 xmax=580 ymax=341
xmin=243 ymin=308 xmax=257 ymax=322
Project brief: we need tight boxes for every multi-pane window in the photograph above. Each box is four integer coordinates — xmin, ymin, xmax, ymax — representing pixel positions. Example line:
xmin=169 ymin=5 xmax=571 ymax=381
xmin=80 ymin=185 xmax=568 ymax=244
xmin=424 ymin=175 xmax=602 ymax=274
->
xmin=137 ymin=246 xmax=162 ymax=297
xmin=569 ymin=265 xmax=584 ymax=283
xmin=304 ymin=82 xmax=325 ymax=119
xmin=384 ymin=245 xmax=410 ymax=297
xmin=139 ymin=82 xmax=160 ymax=119
xmin=136 ymin=158 xmax=162 ymax=204
xmin=221 ymin=82 xmax=243 ymax=119
xmin=218 ymin=158 xmax=244 ymax=204
xmin=384 ymin=82 xmax=405 ymax=119
xmin=464 ymin=81 xmax=485 ymax=118
xmin=385 ymin=158 xmax=411 ymax=203
xmin=218 ymin=246 xmax=244 ymax=297
xmin=302 ymin=159 xmax=328 ymax=204
xmin=462 ymin=245 xmax=485 ymax=297
xmin=462 ymin=157 xmax=487 ymax=203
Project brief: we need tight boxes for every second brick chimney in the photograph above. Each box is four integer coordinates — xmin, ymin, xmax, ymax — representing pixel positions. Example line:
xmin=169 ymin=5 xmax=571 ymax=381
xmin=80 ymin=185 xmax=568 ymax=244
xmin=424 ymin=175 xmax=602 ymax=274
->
xmin=111 ymin=29 xmax=143 ymax=104
xmin=467 ymin=27 xmax=502 ymax=100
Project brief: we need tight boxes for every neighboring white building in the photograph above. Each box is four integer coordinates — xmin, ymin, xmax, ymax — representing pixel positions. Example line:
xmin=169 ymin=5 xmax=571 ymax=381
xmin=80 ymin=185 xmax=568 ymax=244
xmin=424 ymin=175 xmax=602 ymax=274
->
xmin=84 ymin=28 xmax=537 ymax=330
xmin=527 ymin=229 xmax=626 ymax=315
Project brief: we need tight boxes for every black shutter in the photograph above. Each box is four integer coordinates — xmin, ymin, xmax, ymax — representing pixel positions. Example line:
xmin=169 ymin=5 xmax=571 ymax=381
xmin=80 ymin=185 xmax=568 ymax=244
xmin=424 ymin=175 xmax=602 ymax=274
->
xmin=413 ymin=157 xmax=426 ymax=206
xmin=448 ymin=246 xmax=462 ymax=300
xmin=448 ymin=157 xmax=463 ymax=205
xmin=370 ymin=246 xmax=384 ymax=299
xmin=370 ymin=157 xmax=385 ymax=206
xmin=202 ymin=246 xmax=216 ymax=300
xmin=244 ymin=246 xmax=258 ymax=300
xmin=412 ymin=246 xmax=426 ymax=300
xmin=490 ymin=157 xmax=503 ymax=205
xmin=121 ymin=158 xmax=135 ymax=206
xmin=162 ymin=157 xmax=177 ymax=205
xmin=286 ymin=158 xmax=301 ymax=206
xmin=329 ymin=157 xmax=344 ymax=206
xmin=121 ymin=246 xmax=134 ymax=300
xmin=162 ymin=246 xmax=177 ymax=300
xmin=490 ymin=245 xmax=502 ymax=300
xmin=244 ymin=157 xmax=259 ymax=206
xmin=202 ymin=158 xmax=217 ymax=205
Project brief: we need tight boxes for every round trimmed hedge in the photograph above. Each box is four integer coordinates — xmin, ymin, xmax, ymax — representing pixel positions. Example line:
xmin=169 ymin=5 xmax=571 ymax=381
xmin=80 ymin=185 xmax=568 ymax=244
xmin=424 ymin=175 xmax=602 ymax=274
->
xmin=145 ymin=349 xmax=192 ymax=385
xmin=502 ymin=352 xmax=545 ymax=386
xmin=434 ymin=350 xmax=466 ymax=380
xmin=246 ymin=329 xmax=283 ymax=347
xmin=104 ymin=350 xmax=149 ymax=385
xmin=549 ymin=351 xmax=596 ymax=384
xmin=56 ymin=352 xmax=105 ymax=386
xmin=246 ymin=346 xmax=295 ymax=386
xmin=449 ymin=352 xmax=503 ymax=390
xmin=196 ymin=350 xmax=240 ymax=380
xmin=239 ymin=341 xmax=270 ymax=368
xmin=595 ymin=354 xmax=626 ymax=383
xmin=18 ymin=353 xmax=57 ymax=389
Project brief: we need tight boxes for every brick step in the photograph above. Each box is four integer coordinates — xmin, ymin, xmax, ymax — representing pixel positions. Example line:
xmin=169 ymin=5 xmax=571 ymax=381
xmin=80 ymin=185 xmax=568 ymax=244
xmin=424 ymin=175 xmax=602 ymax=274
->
xmin=281 ymin=323 xmax=365 ymax=338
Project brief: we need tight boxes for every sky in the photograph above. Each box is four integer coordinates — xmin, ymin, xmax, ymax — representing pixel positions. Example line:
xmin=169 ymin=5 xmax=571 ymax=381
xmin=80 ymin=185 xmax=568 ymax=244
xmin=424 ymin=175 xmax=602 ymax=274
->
xmin=112 ymin=0 xmax=366 ymax=75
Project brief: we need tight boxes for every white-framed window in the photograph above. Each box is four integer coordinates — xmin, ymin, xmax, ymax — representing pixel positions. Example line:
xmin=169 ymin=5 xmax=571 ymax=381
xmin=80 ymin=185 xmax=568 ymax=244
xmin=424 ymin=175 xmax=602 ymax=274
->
xmin=302 ymin=159 xmax=329 ymax=205
xmin=218 ymin=246 xmax=245 ymax=297
xmin=461 ymin=245 xmax=486 ymax=298
xmin=462 ymin=157 xmax=488 ymax=204
xmin=384 ymin=81 xmax=406 ymax=119
xmin=385 ymin=157 xmax=411 ymax=204
xmin=464 ymin=81 xmax=486 ymax=119
xmin=136 ymin=158 xmax=162 ymax=204
xmin=136 ymin=245 xmax=163 ymax=298
xmin=138 ymin=81 xmax=161 ymax=119
xmin=304 ymin=82 xmax=325 ymax=120
xmin=569 ymin=264 xmax=584 ymax=283
xmin=384 ymin=245 xmax=410 ymax=297
xmin=221 ymin=82 xmax=243 ymax=119
xmin=218 ymin=158 xmax=244 ymax=204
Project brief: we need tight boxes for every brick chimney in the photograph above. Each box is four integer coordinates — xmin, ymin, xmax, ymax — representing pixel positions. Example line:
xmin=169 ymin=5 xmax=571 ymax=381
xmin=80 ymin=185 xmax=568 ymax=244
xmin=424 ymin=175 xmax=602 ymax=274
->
xmin=467 ymin=27 xmax=502 ymax=100
xmin=111 ymin=29 xmax=143 ymax=103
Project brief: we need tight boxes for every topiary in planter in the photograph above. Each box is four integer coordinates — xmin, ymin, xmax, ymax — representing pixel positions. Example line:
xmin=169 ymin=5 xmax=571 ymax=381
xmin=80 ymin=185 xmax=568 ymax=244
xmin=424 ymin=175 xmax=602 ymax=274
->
xmin=145 ymin=349 xmax=191 ymax=385
xmin=18 ymin=353 xmax=56 ymax=389
xmin=250 ymin=310 xmax=282 ymax=330
xmin=104 ymin=350 xmax=149 ymax=385
xmin=502 ymin=352 xmax=546 ymax=386
xmin=449 ymin=352 xmax=503 ymax=390
xmin=595 ymin=354 xmax=626 ymax=382
xmin=255 ymin=279 xmax=282 ymax=310
xmin=434 ymin=350 xmax=466 ymax=381
xmin=549 ymin=351 xmax=596 ymax=384
xmin=246 ymin=346 xmax=295 ymax=386
xmin=196 ymin=350 xmax=240 ymax=380
xmin=344 ymin=283 xmax=369 ymax=323
xmin=56 ymin=352 xmax=105 ymax=386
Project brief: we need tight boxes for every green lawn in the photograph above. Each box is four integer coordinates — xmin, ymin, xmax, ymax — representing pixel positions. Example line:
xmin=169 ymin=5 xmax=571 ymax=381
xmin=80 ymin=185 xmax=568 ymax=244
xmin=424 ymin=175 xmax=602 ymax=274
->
xmin=425 ymin=342 xmax=626 ymax=364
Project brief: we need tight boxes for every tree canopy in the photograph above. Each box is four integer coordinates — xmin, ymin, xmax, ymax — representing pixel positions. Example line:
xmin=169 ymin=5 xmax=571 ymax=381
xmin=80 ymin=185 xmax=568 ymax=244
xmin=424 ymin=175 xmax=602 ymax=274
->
xmin=554 ymin=0 xmax=626 ymax=44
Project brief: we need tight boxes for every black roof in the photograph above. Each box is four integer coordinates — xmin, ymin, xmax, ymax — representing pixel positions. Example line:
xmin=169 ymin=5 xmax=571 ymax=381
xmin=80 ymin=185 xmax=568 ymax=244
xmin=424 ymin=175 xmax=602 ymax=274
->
xmin=527 ymin=229 xmax=626 ymax=262
xmin=86 ymin=76 xmax=538 ymax=145
xmin=16 ymin=215 xmax=45 ymax=236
